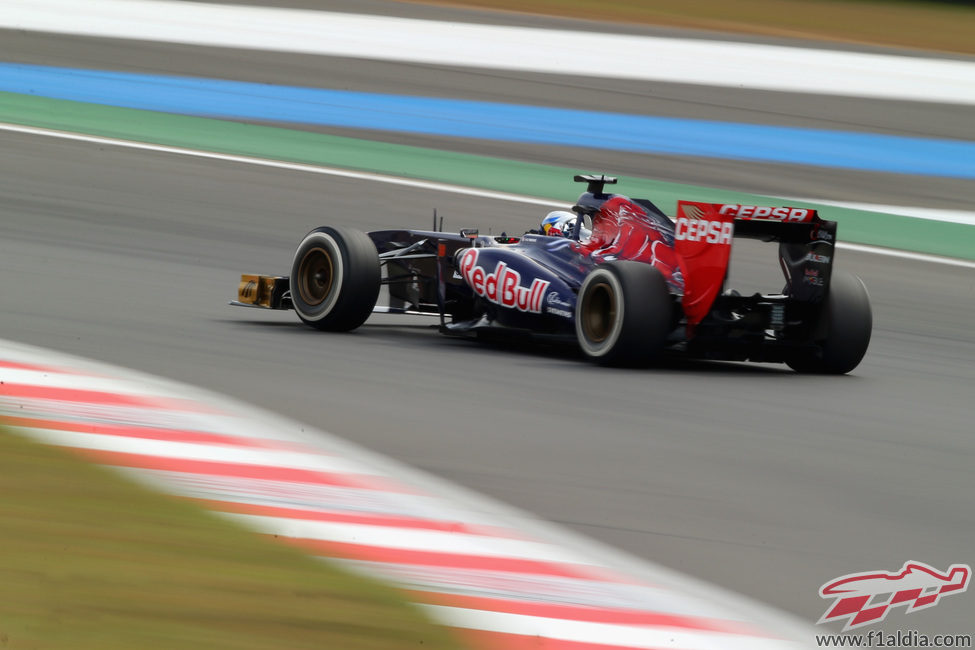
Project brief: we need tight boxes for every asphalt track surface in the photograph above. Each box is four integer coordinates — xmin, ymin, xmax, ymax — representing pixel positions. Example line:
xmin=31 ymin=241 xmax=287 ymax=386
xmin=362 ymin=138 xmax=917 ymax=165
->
xmin=2 ymin=4 xmax=974 ymax=638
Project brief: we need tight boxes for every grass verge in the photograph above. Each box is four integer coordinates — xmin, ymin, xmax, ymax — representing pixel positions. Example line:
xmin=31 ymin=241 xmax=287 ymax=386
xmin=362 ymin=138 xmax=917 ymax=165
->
xmin=0 ymin=426 xmax=461 ymax=650
xmin=407 ymin=0 xmax=975 ymax=54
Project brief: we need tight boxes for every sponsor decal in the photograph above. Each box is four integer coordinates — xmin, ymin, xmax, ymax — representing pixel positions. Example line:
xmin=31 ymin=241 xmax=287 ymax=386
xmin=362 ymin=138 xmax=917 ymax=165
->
xmin=679 ymin=203 xmax=708 ymax=220
xmin=717 ymin=204 xmax=815 ymax=222
xmin=675 ymin=215 xmax=733 ymax=244
xmin=542 ymin=237 xmax=572 ymax=251
xmin=812 ymin=228 xmax=834 ymax=242
xmin=803 ymin=268 xmax=824 ymax=286
xmin=546 ymin=292 xmax=573 ymax=309
xmin=458 ymin=248 xmax=550 ymax=313
xmin=545 ymin=291 xmax=574 ymax=319
xmin=805 ymin=253 xmax=831 ymax=263
xmin=818 ymin=561 xmax=971 ymax=631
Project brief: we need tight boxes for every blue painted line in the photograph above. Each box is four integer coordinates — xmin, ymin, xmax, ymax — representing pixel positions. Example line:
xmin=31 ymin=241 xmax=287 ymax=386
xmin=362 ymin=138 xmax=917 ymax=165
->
xmin=2 ymin=63 xmax=974 ymax=179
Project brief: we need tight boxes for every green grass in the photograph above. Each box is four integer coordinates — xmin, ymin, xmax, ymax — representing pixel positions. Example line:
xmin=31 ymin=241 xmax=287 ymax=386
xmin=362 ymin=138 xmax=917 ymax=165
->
xmin=0 ymin=426 xmax=462 ymax=650
xmin=405 ymin=0 xmax=975 ymax=54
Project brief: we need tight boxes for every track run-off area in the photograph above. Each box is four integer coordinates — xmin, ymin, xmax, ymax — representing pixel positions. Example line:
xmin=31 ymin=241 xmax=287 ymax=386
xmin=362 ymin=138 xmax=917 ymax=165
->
xmin=1 ymin=0 xmax=974 ymax=647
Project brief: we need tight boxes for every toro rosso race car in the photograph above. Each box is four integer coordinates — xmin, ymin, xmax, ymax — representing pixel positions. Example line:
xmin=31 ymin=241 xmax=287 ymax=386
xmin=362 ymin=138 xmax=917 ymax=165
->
xmin=232 ymin=175 xmax=872 ymax=373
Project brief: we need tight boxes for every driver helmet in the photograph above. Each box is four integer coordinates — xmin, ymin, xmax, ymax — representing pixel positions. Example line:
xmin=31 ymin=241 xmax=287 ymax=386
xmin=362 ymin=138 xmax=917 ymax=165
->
xmin=541 ymin=210 xmax=590 ymax=239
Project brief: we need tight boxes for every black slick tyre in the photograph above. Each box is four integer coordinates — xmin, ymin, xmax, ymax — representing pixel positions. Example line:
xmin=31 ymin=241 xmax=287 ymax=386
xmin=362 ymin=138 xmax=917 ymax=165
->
xmin=290 ymin=226 xmax=380 ymax=331
xmin=575 ymin=261 xmax=673 ymax=366
xmin=787 ymin=271 xmax=872 ymax=374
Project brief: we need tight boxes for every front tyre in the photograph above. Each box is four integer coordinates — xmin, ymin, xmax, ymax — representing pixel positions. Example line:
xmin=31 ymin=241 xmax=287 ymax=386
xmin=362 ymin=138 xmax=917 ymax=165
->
xmin=290 ymin=226 xmax=380 ymax=331
xmin=575 ymin=261 xmax=673 ymax=366
xmin=787 ymin=271 xmax=872 ymax=374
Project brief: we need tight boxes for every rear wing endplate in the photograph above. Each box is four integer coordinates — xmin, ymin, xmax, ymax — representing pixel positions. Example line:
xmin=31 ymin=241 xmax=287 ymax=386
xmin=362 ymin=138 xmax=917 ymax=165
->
xmin=674 ymin=201 xmax=836 ymax=326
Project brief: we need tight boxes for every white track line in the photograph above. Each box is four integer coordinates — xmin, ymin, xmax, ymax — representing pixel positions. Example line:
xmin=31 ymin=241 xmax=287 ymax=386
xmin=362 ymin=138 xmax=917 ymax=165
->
xmin=0 ymin=123 xmax=562 ymax=207
xmin=5 ymin=122 xmax=973 ymax=269
xmin=4 ymin=0 xmax=975 ymax=105
xmin=834 ymin=244 xmax=975 ymax=269
xmin=792 ymin=199 xmax=975 ymax=227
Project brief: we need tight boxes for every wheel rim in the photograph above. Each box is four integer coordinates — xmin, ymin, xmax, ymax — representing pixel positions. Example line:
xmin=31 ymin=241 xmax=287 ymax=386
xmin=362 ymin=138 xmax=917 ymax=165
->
xmin=297 ymin=247 xmax=333 ymax=306
xmin=581 ymin=281 xmax=616 ymax=343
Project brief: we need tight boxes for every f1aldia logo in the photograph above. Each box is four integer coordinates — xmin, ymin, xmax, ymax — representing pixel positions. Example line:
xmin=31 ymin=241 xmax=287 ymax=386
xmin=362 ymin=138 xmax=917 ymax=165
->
xmin=818 ymin=561 xmax=970 ymax=631
xmin=458 ymin=248 xmax=550 ymax=313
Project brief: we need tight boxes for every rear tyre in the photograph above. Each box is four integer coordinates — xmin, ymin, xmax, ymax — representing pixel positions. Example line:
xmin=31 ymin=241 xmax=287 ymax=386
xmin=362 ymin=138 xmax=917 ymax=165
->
xmin=787 ymin=271 xmax=872 ymax=374
xmin=290 ymin=226 xmax=380 ymax=331
xmin=575 ymin=261 xmax=673 ymax=366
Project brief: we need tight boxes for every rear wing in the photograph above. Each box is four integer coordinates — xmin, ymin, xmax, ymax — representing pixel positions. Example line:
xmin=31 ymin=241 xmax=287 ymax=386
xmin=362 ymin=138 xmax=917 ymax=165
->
xmin=674 ymin=201 xmax=836 ymax=326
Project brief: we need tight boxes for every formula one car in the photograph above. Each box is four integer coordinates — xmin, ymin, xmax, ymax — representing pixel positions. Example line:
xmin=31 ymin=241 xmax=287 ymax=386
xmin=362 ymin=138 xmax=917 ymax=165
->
xmin=231 ymin=175 xmax=871 ymax=373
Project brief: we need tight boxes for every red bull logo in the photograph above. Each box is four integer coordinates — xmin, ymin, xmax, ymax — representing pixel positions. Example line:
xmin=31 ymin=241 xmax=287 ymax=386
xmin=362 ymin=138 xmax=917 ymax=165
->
xmin=458 ymin=248 xmax=550 ymax=314
xmin=818 ymin=561 xmax=970 ymax=631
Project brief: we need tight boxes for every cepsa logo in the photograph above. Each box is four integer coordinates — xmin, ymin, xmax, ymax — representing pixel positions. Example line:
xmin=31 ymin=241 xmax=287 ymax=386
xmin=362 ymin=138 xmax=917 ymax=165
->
xmin=675 ymin=218 xmax=733 ymax=244
xmin=458 ymin=248 xmax=550 ymax=313
xmin=718 ymin=204 xmax=815 ymax=222
xmin=675 ymin=203 xmax=733 ymax=245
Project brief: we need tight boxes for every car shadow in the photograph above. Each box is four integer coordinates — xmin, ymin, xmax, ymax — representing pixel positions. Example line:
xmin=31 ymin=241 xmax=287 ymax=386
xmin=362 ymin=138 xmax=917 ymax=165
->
xmin=217 ymin=317 xmax=795 ymax=376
